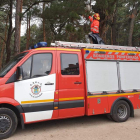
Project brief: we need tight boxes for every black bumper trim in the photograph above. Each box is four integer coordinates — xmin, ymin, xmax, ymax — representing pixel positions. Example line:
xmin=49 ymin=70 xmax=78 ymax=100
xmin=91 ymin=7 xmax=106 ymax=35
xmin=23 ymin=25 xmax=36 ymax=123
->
xmin=20 ymin=100 xmax=84 ymax=113
xmin=22 ymin=102 xmax=54 ymax=113
xmin=59 ymin=100 xmax=84 ymax=109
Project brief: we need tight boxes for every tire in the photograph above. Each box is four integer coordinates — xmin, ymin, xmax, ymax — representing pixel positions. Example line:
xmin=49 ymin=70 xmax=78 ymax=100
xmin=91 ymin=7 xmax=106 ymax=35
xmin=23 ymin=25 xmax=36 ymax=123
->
xmin=111 ymin=100 xmax=130 ymax=122
xmin=0 ymin=108 xmax=18 ymax=139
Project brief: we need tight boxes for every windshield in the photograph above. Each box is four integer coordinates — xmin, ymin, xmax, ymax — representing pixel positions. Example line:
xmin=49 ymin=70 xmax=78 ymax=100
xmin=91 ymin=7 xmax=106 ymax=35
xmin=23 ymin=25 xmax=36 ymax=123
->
xmin=0 ymin=52 xmax=28 ymax=77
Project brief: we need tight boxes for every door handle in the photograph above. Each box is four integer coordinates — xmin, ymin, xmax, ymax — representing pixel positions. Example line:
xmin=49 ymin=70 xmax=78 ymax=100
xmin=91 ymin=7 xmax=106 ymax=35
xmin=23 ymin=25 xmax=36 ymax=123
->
xmin=45 ymin=82 xmax=54 ymax=85
xmin=74 ymin=82 xmax=82 ymax=84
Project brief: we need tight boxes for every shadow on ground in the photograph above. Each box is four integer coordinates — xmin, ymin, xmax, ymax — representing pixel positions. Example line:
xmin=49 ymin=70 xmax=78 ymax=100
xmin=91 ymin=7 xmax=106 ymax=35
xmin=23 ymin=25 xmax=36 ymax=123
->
xmin=15 ymin=114 xmax=112 ymax=135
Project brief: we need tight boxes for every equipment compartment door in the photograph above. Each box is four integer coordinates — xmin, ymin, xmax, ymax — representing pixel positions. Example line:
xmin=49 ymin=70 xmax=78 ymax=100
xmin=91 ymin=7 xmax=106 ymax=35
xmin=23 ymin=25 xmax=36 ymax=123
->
xmin=88 ymin=97 xmax=109 ymax=115
xmin=57 ymin=50 xmax=85 ymax=118
xmin=86 ymin=60 xmax=119 ymax=115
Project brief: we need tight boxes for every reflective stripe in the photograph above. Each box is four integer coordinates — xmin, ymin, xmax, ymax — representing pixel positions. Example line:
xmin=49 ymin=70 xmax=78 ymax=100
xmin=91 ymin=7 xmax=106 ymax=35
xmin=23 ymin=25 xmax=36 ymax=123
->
xmin=91 ymin=26 xmax=99 ymax=33
xmin=91 ymin=27 xmax=99 ymax=30
xmin=91 ymin=28 xmax=99 ymax=30
xmin=94 ymin=26 xmax=99 ymax=28
xmin=91 ymin=26 xmax=99 ymax=28
xmin=91 ymin=28 xmax=99 ymax=32
xmin=59 ymin=97 xmax=84 ymax=101
xmin=87 ymin=92 xmax=140 ymax=98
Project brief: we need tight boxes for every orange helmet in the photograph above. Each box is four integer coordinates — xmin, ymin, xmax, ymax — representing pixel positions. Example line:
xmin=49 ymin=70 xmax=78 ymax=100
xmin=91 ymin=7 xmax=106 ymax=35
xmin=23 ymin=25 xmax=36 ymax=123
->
xmin=93 ymin=13 xmax=100 ymax=20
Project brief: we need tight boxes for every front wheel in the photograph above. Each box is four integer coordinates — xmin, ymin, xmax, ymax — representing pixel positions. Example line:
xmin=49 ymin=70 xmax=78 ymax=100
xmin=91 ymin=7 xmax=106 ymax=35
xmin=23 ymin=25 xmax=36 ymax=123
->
xmin=111 ymin=100 xmax=130 ymax=122
xmin=0 ymin=108 xmax=18 ymax=139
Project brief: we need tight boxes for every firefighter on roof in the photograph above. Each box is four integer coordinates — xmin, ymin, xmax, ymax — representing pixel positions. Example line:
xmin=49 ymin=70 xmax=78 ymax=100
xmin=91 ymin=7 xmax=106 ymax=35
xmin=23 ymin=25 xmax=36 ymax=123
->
xmin=89 ymin=13 xmax=100 ymax=35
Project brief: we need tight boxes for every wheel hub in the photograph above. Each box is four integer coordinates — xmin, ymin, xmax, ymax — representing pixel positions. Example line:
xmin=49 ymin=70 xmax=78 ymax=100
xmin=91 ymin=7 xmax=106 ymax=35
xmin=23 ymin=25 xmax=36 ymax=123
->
xmin=0 ymin=115 xmax=11 ymax=134
xmin=117 ymin=104 xmax=127 ymax=119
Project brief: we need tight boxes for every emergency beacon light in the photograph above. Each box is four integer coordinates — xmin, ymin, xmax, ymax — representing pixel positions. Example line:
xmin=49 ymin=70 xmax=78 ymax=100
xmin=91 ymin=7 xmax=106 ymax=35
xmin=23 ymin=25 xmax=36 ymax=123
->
xmin=29 ymin=42 xmax=47 ymax=49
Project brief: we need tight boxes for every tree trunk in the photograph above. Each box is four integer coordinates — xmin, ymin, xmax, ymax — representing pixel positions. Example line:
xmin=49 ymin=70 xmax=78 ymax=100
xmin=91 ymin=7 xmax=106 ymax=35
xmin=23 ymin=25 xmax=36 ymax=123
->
xmin=29 ymin=15 xmax=31 ymax=46
xmin=128 ymin=3 xmax=139 ymax=46
xmin=5 ymin=0 xmax=13 ymax=63
xmin=14 ymin=0 xmax=23 ymax=55
xmin=43 ymin=2 xmax=47 ymax=42
xmin=117 ymin=29 xmax=119 ymax=45
xmin=111 ymin=27 xmax=113 ymax=45
xmin=19 ymin=0 xmax=23 ymax=49
xmin=26 ymin=13 xmax=31 ymax=50
xmin=111 ymin=7 xmax=117 ymax=45
xmin=112 ymin=3 xmax=117 ymax=45
xmin=112 ymin=16 xmax=117 ymax=45
xmin=0 ymin=15 xmax=8 ymax=70
xmin=100 ymin=18 xmax=109 ymax=43
xmin=26 ymin=14 xmax=29 ymax=50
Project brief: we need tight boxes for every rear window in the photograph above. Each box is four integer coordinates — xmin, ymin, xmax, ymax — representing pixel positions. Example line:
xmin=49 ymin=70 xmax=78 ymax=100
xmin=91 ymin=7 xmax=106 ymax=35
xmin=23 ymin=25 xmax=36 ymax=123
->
xmin=61 ymin=53 xmax=79 ymax=75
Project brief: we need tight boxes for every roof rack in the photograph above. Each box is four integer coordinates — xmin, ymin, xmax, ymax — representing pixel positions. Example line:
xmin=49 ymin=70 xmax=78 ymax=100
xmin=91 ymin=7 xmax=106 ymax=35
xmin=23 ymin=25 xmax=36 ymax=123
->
xmin=51 ymin=41 xmax=139 ymax=52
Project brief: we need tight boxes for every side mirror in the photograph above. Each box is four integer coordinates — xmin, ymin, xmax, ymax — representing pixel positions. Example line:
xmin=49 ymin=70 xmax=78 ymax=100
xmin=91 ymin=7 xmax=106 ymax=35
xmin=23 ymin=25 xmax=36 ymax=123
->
xmin=16 ymin=66 xmax=23 ymax=81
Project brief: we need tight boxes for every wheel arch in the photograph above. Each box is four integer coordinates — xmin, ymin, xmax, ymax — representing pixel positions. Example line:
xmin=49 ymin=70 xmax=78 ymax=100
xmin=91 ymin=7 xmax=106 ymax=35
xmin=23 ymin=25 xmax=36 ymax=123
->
xmin=0 ymin=98 xmax=25 ymax=129
xmin=110 ymin=97 xmax=134 ymax=117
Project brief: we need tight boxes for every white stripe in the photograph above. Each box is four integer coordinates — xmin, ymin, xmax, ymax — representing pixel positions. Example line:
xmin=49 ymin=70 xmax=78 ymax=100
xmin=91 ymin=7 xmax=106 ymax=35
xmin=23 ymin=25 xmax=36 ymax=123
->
xmin=91 ymin=27 xmax=99 ymax=29
xmin=91 ymin=28 xmax=99 ymax=29
xmin=94 ymin=26 xmax=99 ymax=28
xmin=25 ymin=110 xmax=53 ymax=122
xmin=92 ymin=28 xmax=99 ymax=32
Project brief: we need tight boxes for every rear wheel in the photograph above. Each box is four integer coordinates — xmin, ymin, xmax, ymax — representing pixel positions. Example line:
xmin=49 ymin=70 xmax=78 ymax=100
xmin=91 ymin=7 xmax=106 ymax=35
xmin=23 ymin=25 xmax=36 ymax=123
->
xmin=0 ymin=108 xmax=18 ymax=139
xmin=112 ymin=100 xmax=130 ymax=122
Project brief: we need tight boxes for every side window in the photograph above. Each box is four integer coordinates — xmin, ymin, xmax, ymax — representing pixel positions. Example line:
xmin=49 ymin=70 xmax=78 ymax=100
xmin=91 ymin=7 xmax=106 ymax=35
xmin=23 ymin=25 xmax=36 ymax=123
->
xmin=31 ymin=53 xmax=52 ymax=78
xmin=61 ymin=53 xmax=79 ymax=75
xmin=22 ymin=57 xmax=32 ymax=79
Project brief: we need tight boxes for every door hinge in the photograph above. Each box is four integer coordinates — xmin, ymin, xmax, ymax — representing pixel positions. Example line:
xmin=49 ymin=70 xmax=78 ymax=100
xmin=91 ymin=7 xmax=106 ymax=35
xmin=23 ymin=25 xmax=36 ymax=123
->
xmin=88 ymin=103 xmax=90 ymax=109
xmin=97 ymin=98 xmax=101 ymax=104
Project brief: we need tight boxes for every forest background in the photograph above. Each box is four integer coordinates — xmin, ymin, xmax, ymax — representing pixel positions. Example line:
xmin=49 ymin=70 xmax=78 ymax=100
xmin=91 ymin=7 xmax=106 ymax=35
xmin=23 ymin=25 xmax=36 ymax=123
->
xmin=0 ymin=0 xmax=140 ymax=70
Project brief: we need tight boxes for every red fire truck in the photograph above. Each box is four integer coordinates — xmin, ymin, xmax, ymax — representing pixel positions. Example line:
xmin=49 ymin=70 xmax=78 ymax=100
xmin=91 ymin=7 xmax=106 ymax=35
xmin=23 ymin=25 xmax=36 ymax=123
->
xmin=0 ymin=41 xmax=140 ymax=139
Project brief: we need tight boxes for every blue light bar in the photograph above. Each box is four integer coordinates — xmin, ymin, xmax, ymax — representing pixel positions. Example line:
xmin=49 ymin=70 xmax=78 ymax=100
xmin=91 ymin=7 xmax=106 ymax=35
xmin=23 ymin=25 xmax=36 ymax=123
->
xmin=36 ymin=42 xmax=47 ymax=48
xmin=29 ymin=42 xmax=47 ymax=49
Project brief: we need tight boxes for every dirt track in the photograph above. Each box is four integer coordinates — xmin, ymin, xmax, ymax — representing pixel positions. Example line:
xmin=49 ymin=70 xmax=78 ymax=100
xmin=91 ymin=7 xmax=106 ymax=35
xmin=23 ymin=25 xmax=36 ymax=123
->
xmin=8 ymin=109 xmax=140 ymax=140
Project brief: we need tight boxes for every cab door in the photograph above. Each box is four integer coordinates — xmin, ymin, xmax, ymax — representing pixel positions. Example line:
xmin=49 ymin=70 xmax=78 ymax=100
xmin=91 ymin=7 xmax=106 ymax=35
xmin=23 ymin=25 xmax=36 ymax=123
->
xmin=57 ymin=50 xmax=85 ymax=118
xmin=14 ymin=50 xmax=58 ymax=123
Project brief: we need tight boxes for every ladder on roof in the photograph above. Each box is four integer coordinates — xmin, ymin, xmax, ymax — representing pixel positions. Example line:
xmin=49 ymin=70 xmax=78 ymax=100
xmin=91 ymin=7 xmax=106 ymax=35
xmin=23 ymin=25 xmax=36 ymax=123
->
xmin=51 ymin=41 xmax=139 ymax=52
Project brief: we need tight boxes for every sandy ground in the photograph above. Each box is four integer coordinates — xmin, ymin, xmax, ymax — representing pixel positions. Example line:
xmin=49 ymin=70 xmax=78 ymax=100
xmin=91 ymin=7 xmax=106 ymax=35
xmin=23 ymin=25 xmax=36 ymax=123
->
xmin=8 ymin=109 xmax=140 ymax=140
